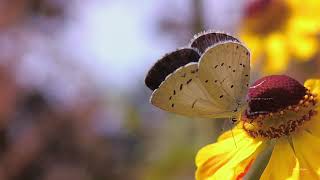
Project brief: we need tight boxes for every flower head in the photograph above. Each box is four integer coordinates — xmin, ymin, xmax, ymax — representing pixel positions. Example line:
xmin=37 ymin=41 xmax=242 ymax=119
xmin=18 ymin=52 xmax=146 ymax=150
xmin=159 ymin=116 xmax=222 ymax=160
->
xmin=196 ymin=76 xmax=320 ymax=179
xmin=240 ymin=0 xmax=320 ymax=73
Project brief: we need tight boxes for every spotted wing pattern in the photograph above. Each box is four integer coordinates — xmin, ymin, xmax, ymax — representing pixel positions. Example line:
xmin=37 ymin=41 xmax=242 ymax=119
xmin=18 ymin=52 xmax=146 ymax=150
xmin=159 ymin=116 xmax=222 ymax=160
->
xmin=151 ymin=63 xmax=235 ymax=118
xmin=198 ymin=41 xmax=250 ymax=113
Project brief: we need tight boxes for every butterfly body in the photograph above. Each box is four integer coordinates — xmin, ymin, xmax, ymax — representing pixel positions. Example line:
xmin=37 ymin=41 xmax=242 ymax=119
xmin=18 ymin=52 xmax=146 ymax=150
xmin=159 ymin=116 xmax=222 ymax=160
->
xmin=145 ymin=31 xmax=250 ymax=120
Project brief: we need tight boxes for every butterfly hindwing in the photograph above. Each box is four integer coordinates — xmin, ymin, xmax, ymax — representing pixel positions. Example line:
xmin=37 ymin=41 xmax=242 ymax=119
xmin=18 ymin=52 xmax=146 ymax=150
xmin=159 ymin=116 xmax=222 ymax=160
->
xmin=198 ymin=41 xmax=250 ymax=113
xmin=151 ymin=62 xmax=235 ymax=118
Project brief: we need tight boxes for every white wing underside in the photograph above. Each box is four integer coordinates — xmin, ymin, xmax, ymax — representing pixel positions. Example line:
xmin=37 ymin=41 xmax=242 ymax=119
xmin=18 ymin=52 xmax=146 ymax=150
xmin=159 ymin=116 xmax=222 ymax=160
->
xmin=198 ymin=41 xmax=250 ymax=113
xmin=150 ymin=41 xmax=250 ymax=118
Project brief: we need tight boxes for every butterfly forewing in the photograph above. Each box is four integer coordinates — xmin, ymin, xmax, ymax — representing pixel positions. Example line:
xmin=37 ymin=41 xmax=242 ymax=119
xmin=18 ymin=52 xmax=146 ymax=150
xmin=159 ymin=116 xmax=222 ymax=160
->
xmin=151 ymin=63 xmax=235 ymax=118
xmin=145 ymin=48 xmax=200 ymax=90
xmin=198 ymin=41 xmax=250 ymax=113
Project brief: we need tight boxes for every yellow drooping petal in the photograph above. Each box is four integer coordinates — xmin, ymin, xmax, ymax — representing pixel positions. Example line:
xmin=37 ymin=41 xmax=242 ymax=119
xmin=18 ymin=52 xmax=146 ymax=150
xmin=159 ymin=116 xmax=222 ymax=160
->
xmin=293 ymin=131 xmax=320 ymax=179
xmin=304 ymin=79 xmax=320 ymax=96
xmin=260 ymin=138 xmax=300 ymax=180
xmin=217 ymin=124 xmax=244 ymax=142
xmin=195 ymin=129 xmax=264 ymax=180
xmin=304 ymin=112 xmax=320 ymax=138
xmin=263 ymin=33 xmax=289 ymax=74
xmin=303 ymin=79 xmax=320 ymax=137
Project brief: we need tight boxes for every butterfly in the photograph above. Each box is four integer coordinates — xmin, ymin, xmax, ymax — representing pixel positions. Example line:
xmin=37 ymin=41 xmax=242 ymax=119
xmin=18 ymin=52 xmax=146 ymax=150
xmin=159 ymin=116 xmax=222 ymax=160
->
xmin=145 ymin=31 xmax=250 ymax=120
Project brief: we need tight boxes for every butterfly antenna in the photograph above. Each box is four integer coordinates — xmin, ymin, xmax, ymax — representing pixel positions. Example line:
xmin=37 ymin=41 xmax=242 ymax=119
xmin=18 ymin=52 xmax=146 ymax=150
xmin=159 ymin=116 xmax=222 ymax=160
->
xmin=228 ymin=117 xmax=237 ymax=148
xmin=220 ymin=118 xmax=229 ymax=133
xmin=231 ymin=127 xmax=237 ymax=149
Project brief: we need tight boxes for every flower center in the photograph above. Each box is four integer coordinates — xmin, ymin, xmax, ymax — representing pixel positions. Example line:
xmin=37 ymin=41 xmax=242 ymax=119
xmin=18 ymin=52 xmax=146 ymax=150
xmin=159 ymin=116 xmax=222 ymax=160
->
xmin=242 ymin=75 xmax=318 ymax=139
xmin=242 ymin=0 xmax=291 ymax=35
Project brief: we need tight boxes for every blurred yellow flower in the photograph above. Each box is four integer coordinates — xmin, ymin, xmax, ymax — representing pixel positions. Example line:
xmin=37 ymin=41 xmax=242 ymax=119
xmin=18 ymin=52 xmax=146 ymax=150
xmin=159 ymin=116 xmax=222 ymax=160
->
xmin=196 ymin=77 xmax=320 ymax=179
xmin=240 ymin=0 xmax=320 ymax=74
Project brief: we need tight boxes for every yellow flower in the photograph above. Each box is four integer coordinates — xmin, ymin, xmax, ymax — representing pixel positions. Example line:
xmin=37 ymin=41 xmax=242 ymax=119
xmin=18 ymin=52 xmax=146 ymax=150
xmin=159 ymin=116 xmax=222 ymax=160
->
xmin=196 ymin=76 xmax=320 ymax=179
xmin=240 ymin=0 xmax=320 ymax=74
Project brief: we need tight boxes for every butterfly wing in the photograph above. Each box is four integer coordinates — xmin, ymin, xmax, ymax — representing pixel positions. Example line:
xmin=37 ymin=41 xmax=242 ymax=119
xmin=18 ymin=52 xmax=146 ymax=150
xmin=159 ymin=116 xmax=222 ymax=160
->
xmin=145 ymin=48 xmax=200 ymax=91
xmin=146 ymin=32 xmax=250 ymax=119
xmin=198 ymin=41 xmax=250 ymax=113
xmin=151 ymin=62 xmax=235 ymax=118
xmin=190 ymin=30 xmax=240 ymax=54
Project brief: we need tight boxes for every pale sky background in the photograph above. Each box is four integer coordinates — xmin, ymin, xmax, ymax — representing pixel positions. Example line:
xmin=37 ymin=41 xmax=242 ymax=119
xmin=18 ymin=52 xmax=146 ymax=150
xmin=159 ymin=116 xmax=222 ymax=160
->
xmin=60 ymin=0 xmax=245 ymax=90
xmin=10 ymin=0 xmax=245 ymax=102
xmin=0 ymin=0 xmax=245 ymax=137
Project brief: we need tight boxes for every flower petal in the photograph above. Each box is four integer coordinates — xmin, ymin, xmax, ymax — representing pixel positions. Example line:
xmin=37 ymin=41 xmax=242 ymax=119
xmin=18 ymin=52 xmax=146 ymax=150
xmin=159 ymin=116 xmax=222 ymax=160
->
xmin=305 ymin=116 xmax=320 ymax=138
xmin=260 ymin=138 xmax=300 ymax=180
xmin=304 ymin=79 xmax=320 ymax=96
xmin=195 ymin=129 xmax=264 ymax=180
xmin=217 ymin=125 xmax=243 ymax=142
xmin=303 ymin=79 xmax=320 ymax=137
xmin=293 ymin=131 xmax=320 ymax=179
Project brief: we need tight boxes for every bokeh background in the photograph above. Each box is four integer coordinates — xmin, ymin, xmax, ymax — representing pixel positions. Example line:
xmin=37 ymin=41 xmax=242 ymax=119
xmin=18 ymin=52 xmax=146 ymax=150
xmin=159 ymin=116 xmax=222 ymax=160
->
xmin=0 ymin=0 xmax=319 ymax=179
